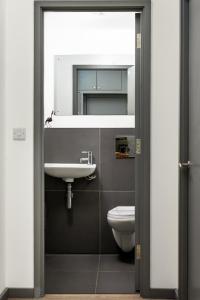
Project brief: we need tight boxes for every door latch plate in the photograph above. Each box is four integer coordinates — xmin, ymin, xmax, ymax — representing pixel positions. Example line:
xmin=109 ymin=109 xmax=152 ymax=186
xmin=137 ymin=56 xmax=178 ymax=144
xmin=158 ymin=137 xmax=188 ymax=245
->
xmin=136 ymin=138 xmax=142 ymax=155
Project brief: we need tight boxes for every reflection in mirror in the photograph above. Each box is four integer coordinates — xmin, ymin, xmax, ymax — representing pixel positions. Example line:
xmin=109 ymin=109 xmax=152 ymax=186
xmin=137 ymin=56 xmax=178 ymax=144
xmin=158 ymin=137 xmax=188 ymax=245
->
xmin=44 ymin=11 xmax=136 ymax=125
xmin=71 ymin=66 xmax=135 ymax=115
xmin=115 ymin=136 xmax=136 ymax=159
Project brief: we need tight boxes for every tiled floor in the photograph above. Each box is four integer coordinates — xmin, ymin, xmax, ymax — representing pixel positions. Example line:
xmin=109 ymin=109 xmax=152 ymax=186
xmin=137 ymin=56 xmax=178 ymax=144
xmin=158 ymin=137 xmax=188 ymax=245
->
xmin=44 ymin=296 xmax=139 ymax=300
xmin=9 ymin=295 xmax=169 ymax=300
xmin=45 ymin=254 xmax=135 ymax=294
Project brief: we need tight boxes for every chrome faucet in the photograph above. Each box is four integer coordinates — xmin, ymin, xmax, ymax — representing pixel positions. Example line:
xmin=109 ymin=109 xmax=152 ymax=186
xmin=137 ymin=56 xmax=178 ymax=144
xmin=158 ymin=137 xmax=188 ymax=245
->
xmin=80 ymin=151 xmax=93 ymax=165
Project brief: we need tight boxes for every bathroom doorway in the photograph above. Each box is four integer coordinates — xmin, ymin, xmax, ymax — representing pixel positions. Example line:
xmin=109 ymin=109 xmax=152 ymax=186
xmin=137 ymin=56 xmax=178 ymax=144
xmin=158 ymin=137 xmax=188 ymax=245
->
xmin=34 ymin=1 xmax=151 ymax=298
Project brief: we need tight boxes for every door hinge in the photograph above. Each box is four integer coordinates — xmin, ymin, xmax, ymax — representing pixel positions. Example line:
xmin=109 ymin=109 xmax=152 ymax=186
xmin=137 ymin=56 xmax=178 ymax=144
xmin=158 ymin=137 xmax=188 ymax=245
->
xmin=34 ymin=287 xmax=44 ymax=298
xmin=136 ymin=33 xmax=142 ymax=49
xmin=136 ymin=138 xmax=142 ymax=155
xmin=136 ymin=244 xmax=141 ymax=260
xmin=175 ymin=288 xmax=179 ymax=299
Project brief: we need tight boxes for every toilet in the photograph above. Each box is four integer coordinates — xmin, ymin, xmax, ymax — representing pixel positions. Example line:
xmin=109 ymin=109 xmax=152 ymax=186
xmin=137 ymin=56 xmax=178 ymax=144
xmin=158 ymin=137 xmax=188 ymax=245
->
xmin=107 ymin=206 xmax=135 ymax=252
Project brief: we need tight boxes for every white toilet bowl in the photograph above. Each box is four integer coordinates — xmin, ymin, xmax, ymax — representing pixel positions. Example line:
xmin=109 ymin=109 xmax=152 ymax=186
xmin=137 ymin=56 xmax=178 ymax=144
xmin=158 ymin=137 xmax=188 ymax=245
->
xmin=107 ymin=206 xmax=135 ymax=252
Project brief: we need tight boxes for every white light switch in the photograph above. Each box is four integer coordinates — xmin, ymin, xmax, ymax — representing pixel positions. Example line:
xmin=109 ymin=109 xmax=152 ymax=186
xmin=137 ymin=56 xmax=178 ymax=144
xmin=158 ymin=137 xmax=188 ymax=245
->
xmin=13 ymin=128 xmax=26 ymax=141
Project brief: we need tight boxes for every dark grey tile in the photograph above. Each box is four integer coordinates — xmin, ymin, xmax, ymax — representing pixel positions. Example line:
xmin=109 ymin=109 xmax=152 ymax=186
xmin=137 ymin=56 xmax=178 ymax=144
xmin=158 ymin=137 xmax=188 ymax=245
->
xmin=45 ymin=254 xmax=99 ymax=272
xmin=72 ymin=168 xmax=100 ymax=191
xmin=45 ymin=174 xmax=66 ymax=191
xmin=96 ymin=271 xmax=135 ymax=294
xmin=100 ymin=128 xmax=135 ymax=191
xmin=45 ymin=191 xmax=99 ymax=253
xmin=44 ymin=128 xmax=136 ymax=256
xmin=100 ymin=191 xmax=135 ymax=254
xmin=44 ymin=128 xmax=99 ymax=163
xmin=45 ymin=172 xmax=99 ymax=191
xmin=44 ymin=128 xmax=100 ymax=190
xmin=45 ymin=271 xmax=97 ymax=294
xmin=99 ymin=254 xmax=134 ymax=272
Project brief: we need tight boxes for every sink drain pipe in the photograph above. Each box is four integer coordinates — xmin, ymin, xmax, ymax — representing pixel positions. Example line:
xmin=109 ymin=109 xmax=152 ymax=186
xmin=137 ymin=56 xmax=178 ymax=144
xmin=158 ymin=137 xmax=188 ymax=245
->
xmin=66 ymin=182 xmax=73 ymax=209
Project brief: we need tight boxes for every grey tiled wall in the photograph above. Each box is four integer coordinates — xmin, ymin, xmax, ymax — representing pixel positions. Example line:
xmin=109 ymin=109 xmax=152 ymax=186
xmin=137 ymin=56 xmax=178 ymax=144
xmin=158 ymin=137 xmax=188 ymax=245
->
xmin=45 ymin=128 xmax=135 ymax=254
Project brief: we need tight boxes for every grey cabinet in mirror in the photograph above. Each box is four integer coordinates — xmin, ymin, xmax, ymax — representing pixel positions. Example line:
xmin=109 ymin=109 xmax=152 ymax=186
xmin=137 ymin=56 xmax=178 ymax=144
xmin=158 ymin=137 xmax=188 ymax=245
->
xmin=73 ymin=65 xmax=134 ymax=116
xmin=54 ymin=59 xmax=135 ymax=116
xmin=96 ymin=70 xmax=122 ymax=91
xmin=78 ymin=70 xmax=97 ymax=91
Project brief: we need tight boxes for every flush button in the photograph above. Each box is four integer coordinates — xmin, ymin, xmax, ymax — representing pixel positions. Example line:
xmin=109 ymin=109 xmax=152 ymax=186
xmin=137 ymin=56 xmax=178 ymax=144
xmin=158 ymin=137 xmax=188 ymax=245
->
xmin=115 ymin=135 xmax=135 ymax=159
xmin=13 ymin=128 xmax=26 ymax=141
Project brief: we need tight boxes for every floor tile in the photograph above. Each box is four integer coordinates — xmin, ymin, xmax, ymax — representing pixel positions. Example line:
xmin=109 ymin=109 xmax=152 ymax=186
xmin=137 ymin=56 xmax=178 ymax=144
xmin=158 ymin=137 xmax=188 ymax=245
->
xmin=45 ymin=255 xmax=135 ymax=294
xmin=99 ymin=255 xmax=134 ymax=272
xmin=46 ymin=255 xmax=99 ymax=272
xmin=10 ymin=295 xmax=167 ymax=300
xmin=45 ymin=271 xmax=97 ymax=294
xmin=96 ymin=272 xmax=135 ymax=294
xmin=43 ymin=295 xmax=141 ymax=300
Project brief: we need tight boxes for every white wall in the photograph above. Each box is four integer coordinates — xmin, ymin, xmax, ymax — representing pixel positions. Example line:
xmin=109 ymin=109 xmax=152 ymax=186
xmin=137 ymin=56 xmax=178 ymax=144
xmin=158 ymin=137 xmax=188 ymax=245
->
xmin=0 ymin=0 xmax=6 ymax=294
xmin=47 ymin=115 xmax=135 ymax=128
xmin=3 ymin=0 xmax=179 ymax=289
xmin=4 ymin=0 xmax=34 ymax=288
xmin=150 ymin=0 xmax=179 ymax=288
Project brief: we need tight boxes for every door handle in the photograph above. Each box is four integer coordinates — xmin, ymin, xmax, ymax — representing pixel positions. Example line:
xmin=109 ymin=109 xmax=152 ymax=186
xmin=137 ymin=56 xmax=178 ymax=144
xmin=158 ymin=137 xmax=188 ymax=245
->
xmin=179 ymin=161 xmax=192 ymax=168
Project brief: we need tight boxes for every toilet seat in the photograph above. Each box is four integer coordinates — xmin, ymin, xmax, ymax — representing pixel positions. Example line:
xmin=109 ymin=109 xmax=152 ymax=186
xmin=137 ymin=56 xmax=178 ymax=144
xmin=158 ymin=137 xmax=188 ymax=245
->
xmin=107 ymin=206 xmax=135 ymax=220
xmin=107 ymin=206 xmax=135 ymax=252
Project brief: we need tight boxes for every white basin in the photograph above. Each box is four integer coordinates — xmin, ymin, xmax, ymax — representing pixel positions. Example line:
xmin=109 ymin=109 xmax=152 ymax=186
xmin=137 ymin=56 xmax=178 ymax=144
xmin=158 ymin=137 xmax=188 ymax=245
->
xmin=44 ymin=163 xmax=96 ymax=182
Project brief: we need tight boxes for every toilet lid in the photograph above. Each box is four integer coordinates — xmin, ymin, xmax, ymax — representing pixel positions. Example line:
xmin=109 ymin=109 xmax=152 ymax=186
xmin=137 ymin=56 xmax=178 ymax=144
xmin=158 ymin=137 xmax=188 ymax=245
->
xmin=108 ymin=206 xmax=135 ymax=219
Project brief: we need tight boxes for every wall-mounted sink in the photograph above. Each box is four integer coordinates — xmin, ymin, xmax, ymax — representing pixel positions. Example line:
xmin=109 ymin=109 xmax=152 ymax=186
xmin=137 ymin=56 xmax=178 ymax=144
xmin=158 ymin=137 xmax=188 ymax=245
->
xmin=44 ymin=163 xmax=96 ymax=182
xmin=45 ymin=151 xmax=96 ymax=210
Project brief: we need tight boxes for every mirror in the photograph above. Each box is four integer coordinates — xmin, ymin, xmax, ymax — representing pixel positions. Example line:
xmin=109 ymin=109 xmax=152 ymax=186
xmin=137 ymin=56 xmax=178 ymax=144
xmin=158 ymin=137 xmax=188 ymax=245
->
xmin=44 ymin=12 xmax=136 ymax=120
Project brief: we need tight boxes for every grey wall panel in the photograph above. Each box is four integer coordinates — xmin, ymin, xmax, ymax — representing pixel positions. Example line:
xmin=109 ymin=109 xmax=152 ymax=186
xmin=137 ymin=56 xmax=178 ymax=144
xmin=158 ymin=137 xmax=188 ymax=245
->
xmin=44 ymin=128 xmax=99 ymax=164
xmin=45 ymin=128 xmax=135 ymax=254
xmin=45 ymin=190 xmax=99 ymax=254
xmin=44 ymin=128 xmax=100 ymax=191
xmin=100 ymin=128 xmax=135 ymax=191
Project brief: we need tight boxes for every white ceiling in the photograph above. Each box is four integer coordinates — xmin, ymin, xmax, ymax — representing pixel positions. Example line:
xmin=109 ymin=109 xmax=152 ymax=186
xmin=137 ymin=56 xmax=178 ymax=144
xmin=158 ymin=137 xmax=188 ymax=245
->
xmin=44 ymin=11 xmax=136 ymax=30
